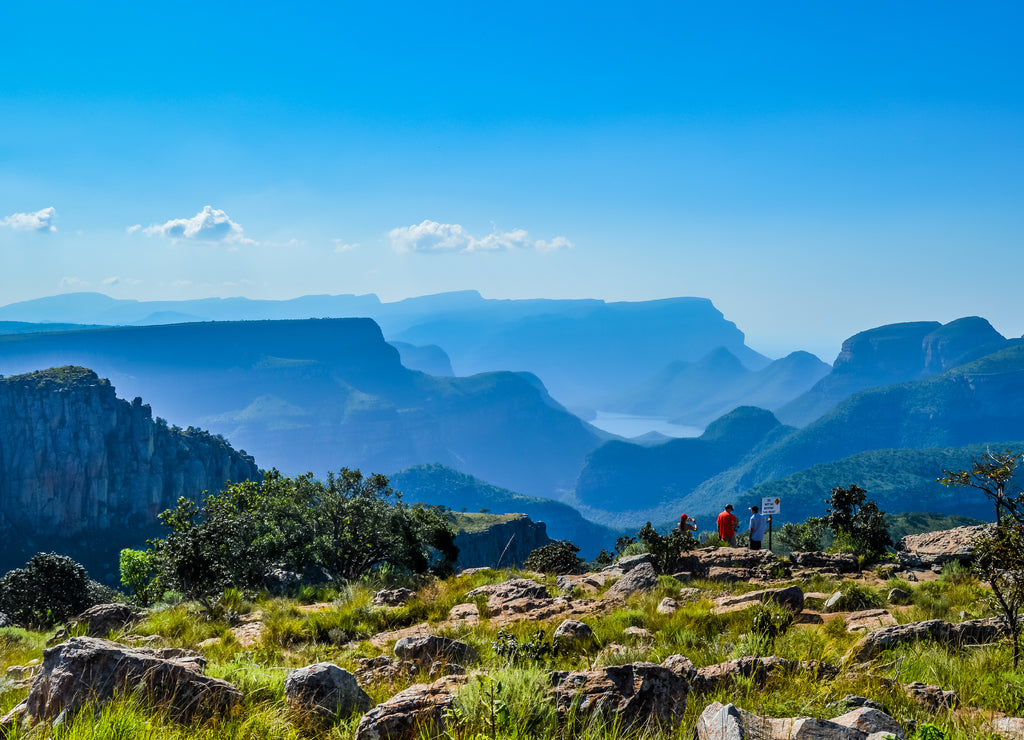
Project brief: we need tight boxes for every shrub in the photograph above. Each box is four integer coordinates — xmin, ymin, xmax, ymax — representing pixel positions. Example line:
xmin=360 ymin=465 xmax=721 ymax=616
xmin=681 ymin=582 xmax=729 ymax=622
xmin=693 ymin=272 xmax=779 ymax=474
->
xmin=524 ymin=540 xmax=583 ymax=574
xmin=778 ymin=518 xmax=827 ymax=552
xmin=490 ymin=628 xmax=566 ymax=663
xmin=823 ymin=485 xmax=892 ymax=562
xmin=0 ymin=553 xmax=94 ymax=628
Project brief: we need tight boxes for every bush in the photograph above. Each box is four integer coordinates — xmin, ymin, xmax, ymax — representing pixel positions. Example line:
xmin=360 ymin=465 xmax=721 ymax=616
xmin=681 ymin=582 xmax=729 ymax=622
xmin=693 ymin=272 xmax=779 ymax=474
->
xmin=778 ymin=519 xmax=826 ymax=552
xmin=524 ymin=540 xmax=583 ymax=574
xmin=823 ymin=485 xmax=892 ymax=562
xmin=636 ymin=522 xmax=696 ymax=573
xmin=148 ymin=468 xmax=458 ymax=605
xmin=0 ymin=553 xmax=94 ymax=628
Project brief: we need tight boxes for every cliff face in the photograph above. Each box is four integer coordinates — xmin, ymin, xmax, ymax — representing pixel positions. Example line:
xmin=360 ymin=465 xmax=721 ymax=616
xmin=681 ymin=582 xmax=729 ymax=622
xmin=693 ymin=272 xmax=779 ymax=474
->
xmin=0 ymin=366 xmax=259 ymax=536
xmin=453 ymin=515 xmax=553 ymax=569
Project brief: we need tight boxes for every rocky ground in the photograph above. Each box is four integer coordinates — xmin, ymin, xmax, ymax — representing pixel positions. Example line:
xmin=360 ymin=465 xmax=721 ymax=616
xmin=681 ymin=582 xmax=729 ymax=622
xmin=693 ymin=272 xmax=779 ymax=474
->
xmin=2 ymin=526 xmax=1020 ymax=740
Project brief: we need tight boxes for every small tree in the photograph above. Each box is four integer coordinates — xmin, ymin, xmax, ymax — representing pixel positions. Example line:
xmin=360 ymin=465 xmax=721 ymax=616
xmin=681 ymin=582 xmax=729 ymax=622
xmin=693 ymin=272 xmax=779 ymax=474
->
xmin=637 ymin=521 xmax=697 ymax=573
xmin=822 ymin=485 xmax=892 ymax=562
xmin=940 ymin=449 xmax=1024 ymax=667
xmin=524 ymin=540 xmax=583 ymax=574
xmin=0 ymin=553 xmax=93 ymax=628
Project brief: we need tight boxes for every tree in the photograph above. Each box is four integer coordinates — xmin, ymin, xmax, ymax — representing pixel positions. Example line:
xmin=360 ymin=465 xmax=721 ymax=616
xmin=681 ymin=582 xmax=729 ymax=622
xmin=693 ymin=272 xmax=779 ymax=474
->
xmin=524 ymin=540 xmax=583 ymax=574
xmin=148 ymin=468 xmax=459 ymax=604
xmin=0 ymin=553 xmax=93 ymax=628
xmin=940 ymin=449 xmax=1024 ymax=667
xmin=637 ymin=521 xmax=697 ymax=573
xmin=822 ymin=485 xmax=892 ymax=562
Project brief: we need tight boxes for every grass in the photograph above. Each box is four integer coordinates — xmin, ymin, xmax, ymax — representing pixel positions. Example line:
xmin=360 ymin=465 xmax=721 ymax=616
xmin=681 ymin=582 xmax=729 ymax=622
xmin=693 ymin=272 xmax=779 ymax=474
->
xmin=1 ymin=565 xmax=1023 ymax=740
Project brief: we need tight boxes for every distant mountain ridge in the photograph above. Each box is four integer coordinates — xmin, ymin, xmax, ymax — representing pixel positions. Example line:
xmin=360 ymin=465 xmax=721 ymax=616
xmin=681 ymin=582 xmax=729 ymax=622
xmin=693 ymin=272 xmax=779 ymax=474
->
xmin=575 ymin=340 xmax=1024 ymax=526
xmin=777 ymin=317 xmax=1013 ymax=426
xmin=0 ymin=292 xmax=769 ymax=409
xmin=604 ymin=347 xmax=830 ymax=426
xmin=0 ymin=319 xmax=604 ymax=499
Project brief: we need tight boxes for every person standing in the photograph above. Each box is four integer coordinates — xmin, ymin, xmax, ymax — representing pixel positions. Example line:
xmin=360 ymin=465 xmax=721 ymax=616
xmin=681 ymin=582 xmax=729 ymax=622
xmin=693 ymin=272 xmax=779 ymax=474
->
xmin=716 ymin=504 xmax=739 ymax=546
xmin=679 ymin=513 xmax=698 ymax=533
xmin=749 ymin=505 xmax=771 ymax=550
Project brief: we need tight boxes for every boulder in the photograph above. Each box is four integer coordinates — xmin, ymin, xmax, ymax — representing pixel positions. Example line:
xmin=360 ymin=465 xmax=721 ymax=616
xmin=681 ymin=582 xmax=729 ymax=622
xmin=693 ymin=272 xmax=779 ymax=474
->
xmin=887 ymin=588 xmax=912 ymax=605
xmin=656 ymin=597 xmax=679 ymax=615
xmin=896 ymin=525 xmax=990 ymax=568
xmin=902 ymin=682 xmax=959 ymax=710
xmin=394 ymin=635 xmax=478 ymax=666
xmin=0 ymin=637 xmax=241 ymax=727
xmin=354 ymin=675 xmax=465 ymax=740
xmin=354 ymin=657 xmax=418 ymax=685
xmin=831 ymin=707 xmax=906 ymax=739
xmin=284 ymin=663 xmax=372 ymax=722
xmin=0 ymin=612 xmax=11 ymax=628
xmin=447 ymin=603 xmax=480 ymax=623
xmin=713 ymin=585 xmax=804 ymax=615
xmin=550 ymin=662 xmax=687 ymax=732
xmin=552 ymin=619 xmax=595 ymax=646
xmin=789 ymin=551 xmax=860 ymax=573
xmin=466 ymin=578 xmax=549 ymax=603
xmin=696 ymin=701 xmax=890 ymax=739
xmin=991 ymin=716 xmax=1024 ymax=740
xmin=51 ymin=603 xmax=140 ymax=642
xmin=694 ymin=657 xmax=838 ymax=695
xmin=605 ymin=562 xmax=658 ymax=599
xmin=845 ymin=617 xmax=1005 ymax=663
xmin=661 ymin=654 xmax=698 ymax=684
xmin=372 ymin=588 xmax=416 ymax=607
xmin=697 ymin=701 xmax=744 ymax=740
xmin=601 ymin=553 xmax=657 ymax=576
xmin=845 ymin=609 xmax=898 ymax=633
xmin=706 ymin=567 xmax=751 ymax=584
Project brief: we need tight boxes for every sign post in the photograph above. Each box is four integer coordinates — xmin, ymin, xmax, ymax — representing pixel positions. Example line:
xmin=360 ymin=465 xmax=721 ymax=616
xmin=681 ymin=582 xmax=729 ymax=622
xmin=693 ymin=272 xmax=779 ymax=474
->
xmin=761 ymin=497 xmax=781 ymax=551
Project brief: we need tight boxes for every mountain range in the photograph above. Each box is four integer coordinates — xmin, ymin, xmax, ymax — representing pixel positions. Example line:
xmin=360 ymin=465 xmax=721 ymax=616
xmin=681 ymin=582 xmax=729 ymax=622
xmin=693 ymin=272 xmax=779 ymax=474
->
xmin=0 ymin=292 xmax=775 ymax=411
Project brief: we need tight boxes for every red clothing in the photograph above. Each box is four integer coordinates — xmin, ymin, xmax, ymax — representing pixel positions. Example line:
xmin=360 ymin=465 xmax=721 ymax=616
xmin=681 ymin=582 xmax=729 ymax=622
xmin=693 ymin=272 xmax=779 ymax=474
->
xmin=717 ymin=510 xmax=739 ymax=539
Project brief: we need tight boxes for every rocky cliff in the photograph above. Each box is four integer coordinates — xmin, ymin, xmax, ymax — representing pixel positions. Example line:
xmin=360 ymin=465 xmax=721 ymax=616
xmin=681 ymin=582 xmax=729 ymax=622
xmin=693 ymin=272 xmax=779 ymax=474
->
xmin=453 ymin=514 xmax=553 ymax=569
xmin=0 ymin=366 xmax=259 ymax=538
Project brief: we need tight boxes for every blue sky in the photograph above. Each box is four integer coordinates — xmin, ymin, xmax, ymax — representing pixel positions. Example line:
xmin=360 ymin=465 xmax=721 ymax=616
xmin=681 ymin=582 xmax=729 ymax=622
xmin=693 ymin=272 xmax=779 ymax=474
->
xmin=1 ymin=1 xmax=1021 ymax=359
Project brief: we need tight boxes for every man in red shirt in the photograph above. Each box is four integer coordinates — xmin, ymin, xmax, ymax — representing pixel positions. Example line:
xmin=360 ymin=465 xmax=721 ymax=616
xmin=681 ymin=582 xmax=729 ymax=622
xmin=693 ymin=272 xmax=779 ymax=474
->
xmin=716 ymin=504 xmax=739 ymax=547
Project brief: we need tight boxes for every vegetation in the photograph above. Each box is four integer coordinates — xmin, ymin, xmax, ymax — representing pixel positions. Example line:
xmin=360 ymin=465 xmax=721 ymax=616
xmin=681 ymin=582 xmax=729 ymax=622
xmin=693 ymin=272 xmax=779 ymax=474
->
xmin=523 ymin=540 xmax=583 ymax=574
xmin=940 ymin=449 xmax=1024 ymax=667
xmin=0 ymin=553 xmax=95 ymax=628
xmin=821 ymin=484 xmax=892 ymax=562
xmin=143 ymin=469 xmax=458 ymax=607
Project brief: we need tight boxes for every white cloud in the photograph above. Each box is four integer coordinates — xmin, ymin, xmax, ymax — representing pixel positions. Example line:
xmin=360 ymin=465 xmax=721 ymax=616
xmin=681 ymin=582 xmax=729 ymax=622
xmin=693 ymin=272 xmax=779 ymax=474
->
xmin=59 ymin=276 xmax=90 ymax=289
xmin=103 ymin=276 xmax=141 ymax=287
xmin=333 ymin=239 xmax=359 ymax=253
xmin=138 ymin=206 xmax=255 ymax=245
xmin=389 ymin=220 xmax=572 ymax=254
xmin=2 ymin=207 xmax=57 ymax=232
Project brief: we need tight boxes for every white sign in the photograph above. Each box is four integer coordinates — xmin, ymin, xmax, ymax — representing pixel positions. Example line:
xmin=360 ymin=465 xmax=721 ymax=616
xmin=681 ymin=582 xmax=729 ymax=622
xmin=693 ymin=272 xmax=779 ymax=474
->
xmin=760 ymin=497 xmax=781 ymax=515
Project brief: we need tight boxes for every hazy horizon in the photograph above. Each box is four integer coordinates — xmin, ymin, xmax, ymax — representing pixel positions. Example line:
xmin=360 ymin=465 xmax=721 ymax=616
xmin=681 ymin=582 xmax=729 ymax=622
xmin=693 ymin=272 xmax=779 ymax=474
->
xmin=2 ymin=2 xmax=1021 ymax=362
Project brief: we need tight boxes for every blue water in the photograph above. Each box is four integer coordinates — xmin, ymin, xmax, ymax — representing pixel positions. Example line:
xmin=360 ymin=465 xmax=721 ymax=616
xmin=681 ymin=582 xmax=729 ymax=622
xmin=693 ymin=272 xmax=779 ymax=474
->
xmin=588 ymin=411 xmax=703 ymax=440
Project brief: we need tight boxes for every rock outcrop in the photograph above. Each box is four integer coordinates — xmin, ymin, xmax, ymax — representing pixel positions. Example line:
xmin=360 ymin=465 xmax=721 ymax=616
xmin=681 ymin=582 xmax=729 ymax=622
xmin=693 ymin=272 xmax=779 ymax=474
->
xmin=284 ymin=663 xmax=372 ymax=722
xmin=549 ymin=663 xmax=688 ymax=733
xmin=0 ymin=367 xmax=259 ymax=540
xmin=0 ymin=637 xmax=241 ymax=728
xmin=354 ymin=675 xmax=465 ymax=740
xmin=845 ymin=617 xmax=1005 ymax=663
xmin=896 ymin=525 xmax=990 ymax=568
xmin=453 ymin=514 xmax=553 ymax=569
